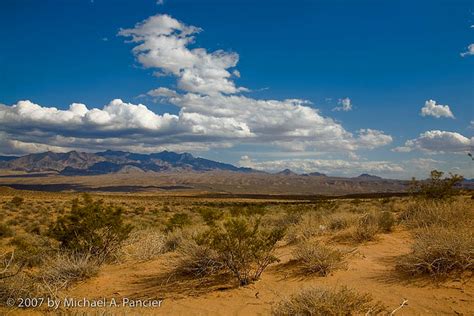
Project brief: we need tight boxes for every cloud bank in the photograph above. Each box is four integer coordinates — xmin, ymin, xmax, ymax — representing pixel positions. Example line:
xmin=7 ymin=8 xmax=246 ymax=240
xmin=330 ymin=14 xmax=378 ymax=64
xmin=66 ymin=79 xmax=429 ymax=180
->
xmin=0 ymin=14 xmax=393 ymax=156
xmin=393 ymin=130 xmax=473 ymax=153
xmin=239 ymin=156 xmax=403 ymax=175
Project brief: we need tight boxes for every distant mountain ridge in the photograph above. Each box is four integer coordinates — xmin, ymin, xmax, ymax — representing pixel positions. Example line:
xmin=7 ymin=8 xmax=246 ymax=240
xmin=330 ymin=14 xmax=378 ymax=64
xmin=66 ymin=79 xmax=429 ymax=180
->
xmin=0 ymin=150 xmax=254 ymax=175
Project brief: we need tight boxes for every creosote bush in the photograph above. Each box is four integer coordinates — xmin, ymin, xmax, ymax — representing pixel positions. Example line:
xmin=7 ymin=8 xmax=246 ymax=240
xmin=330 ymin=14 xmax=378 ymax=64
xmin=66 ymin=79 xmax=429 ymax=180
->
xmin=410 ymin=170 xmax=463 ymax=199
xmin=49 ymin=194 xmax=132 ymax=263
xmin=165 ymin=212 xmax=191 ymax=232
xmin=0 ymin=222 xmax=14 ymax=238
xmin=9 ymin=234 xmax=57 ymax=267
xmin=293 ymin=241 xmax=346 ymax=276
xmin=272 ymin=286 xmax=386 ymax=316
xmin=10 ymin=196 xmax=24 ymax=207
xmin=199 ymin=217 xmax=285 ymax=286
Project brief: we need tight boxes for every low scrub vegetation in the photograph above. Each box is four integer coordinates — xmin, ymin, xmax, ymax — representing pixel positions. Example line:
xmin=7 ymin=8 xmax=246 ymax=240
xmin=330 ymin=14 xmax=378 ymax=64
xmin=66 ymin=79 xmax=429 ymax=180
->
xmin=292 ymin=241 xmax=346 ymax=276
xmin=272 ymin=286 xmax=386 ymax=315
xmin=410 ymin=170 xmax=463 ymax=200
xmin=41 ymin=254 xmax=99 ymax=291
xmin=199 ymin=217 xmax=285 ymax=285
xmin=396 ymin=227 xmax=474 ymax=276
xmin=122 ymin=229 xmax=167 ymax=261
xmin=400 ymin=199 xmax=472 ymax=229
xmin=333 ymin=211 xmax=395 ymax=243
xmin=174 ymin=240 xmax=225 ymax=278
xmin=49 ymin=194 xmax=132 ymax=263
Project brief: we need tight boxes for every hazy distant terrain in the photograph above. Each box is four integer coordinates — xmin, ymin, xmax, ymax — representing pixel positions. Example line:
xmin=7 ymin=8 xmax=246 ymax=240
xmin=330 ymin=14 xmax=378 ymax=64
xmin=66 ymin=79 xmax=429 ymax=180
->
xmin=0 ymin=150 xmax=414 ymax=195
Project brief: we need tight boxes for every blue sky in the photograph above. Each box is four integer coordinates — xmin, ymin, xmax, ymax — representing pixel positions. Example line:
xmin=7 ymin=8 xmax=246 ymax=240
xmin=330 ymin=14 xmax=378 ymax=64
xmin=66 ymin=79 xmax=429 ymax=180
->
xmin=0 ymin=0 xmax=473 ymax=178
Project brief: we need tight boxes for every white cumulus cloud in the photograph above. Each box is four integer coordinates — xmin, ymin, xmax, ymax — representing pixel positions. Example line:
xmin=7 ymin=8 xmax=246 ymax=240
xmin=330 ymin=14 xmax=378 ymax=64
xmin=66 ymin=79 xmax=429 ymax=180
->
xmin=393 ymin=130 xmax=473 ymax=153
xmin=0 ymin=14 xmax=393 ymax=156
xmin=461 ymin=43 xmax=474 ymax=57
xmin=420 ymin=99 xmax=454 ymax=119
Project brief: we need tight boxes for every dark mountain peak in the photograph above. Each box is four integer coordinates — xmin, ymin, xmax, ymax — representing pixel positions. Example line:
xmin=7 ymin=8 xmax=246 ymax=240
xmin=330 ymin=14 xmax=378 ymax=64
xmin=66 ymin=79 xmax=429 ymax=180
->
xmin=307 ymin=171 xmax=327 ymax=177
xmin=277 ymin=169 xmax=298 ymax=176
xmin=355 ymin=173 xmax=382 ymax=180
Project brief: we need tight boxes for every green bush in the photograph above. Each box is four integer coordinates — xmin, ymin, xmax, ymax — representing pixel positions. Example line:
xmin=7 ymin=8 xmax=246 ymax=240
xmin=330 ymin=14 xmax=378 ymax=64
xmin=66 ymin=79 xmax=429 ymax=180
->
xmin=410 ymin=170 xmax=463 ymax=199
xmin=9 ymin=234 xmax=56 ymax=267
xmin=49 ymin=195 xmax=132 ymax=263
xmin=229 ymin=204 xmax=267 ymax=217
xmin=200 ymin=217 xmax=285 ymax=285
xmin=377 ymin=211 xmax=395 ymax=233
xmin=165 ymin=212 xmax=191 ymax=232
xmin=10 ymin=196 xmax=24 ymax=207
xmin=0 ymin=222 xmax=14 ymax=238
xmin=198 ymin=208 xmax=223 ymax=226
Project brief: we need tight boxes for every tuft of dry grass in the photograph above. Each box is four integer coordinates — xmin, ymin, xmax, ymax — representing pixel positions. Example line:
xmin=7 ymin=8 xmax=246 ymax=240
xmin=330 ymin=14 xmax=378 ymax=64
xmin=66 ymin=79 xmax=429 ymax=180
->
xmin=292 ymin=241 xmax=346 ymax=276
xmin=325 ymin=212 xmax=357 ymax=231
xmin=174 ymin=240 xmax=225 ymax=278
xmin=400 ymin=199 xmax=473 ymax=229
xmin=122 ymin=229 xmax=166 ymax=261
xmin=272 ymin=286 xmax=386 ymax=316
xmin=285 ymin=213 xmax=324 ymax=244
xmin=396 ymin=227 xmax=474 ymax=276
xmin=41 ymin=254 xmax=99 ymax=291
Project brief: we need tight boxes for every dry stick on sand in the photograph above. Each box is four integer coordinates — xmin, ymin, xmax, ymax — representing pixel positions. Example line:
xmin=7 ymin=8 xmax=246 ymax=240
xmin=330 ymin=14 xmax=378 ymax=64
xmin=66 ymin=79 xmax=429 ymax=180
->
xmin=390 ymin=299 xmax=408 ymax=315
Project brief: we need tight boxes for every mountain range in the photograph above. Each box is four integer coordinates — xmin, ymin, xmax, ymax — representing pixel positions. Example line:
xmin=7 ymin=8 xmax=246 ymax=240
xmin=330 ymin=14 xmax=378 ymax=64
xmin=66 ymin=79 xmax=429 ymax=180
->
xmin=0 ymin=150 xmax=254 ymax=175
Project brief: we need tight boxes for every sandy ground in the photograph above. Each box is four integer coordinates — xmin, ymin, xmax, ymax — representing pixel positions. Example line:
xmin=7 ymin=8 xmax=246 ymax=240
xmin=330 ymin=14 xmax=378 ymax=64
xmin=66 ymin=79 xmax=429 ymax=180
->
xmin=3 ymin=229 xmax=472 ymax=315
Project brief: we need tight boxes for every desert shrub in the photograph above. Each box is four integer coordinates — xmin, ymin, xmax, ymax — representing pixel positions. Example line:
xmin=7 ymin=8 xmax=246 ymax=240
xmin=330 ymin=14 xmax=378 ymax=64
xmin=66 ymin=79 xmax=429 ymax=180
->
xmin=293 ymin=241 xmax=346 ymax=276
xmin=410 ymin=170 xmax=463 ymax=199
xmin=351 ymin=213 xmax=379 ymax=242
xmin=49 ymin=195 xmax=132 ymax=263
xmin=41 ymin=254 xmax=99 ymax=290
xmin=174 ymin=240 xmax=225 ymax=278
xmin=272 ymin=286 xmax=386 ymax=316
xmin=400 ymin=199 xmax=472 ymax=229
xmin=332 ymin=213 xmax=377 ymax=244
xmin=198 ymin=207 xmax=223 ymax=226
xmin=9 ymin=234 xmax=56 ymax=267
xmin=200 ymin=217 xmax=285 ymax=285
xmin=123 ymin=229 xmax=166 ymax=261
xmin=396 ymin=227 xmax=474 ymax=276
xmin=325 ymin=212 xmax=357 ymax=231
xmin=10 ymin=196 xmax=24 ymax=207
xmin=229 ymin=204 xmax=267 ymax=217
xmin=0 ymin=222 xmax=14 ymax=238
xmin=377 ymin=211 xmax=395 ymax=233
xmin=165 ymin=212 xmax=191 ymax=232
xmin=286 ymin=213 xmax=324 ymax=244
xmin=25 ymin=221 xmax=42 ymax=235
xmin=163 ymin=230 xmax=185 ymax=252
xmin=162 ymin=227 xmax=202 ymax=252
xmin=0 ymin=269 xmax=43 ymax=305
